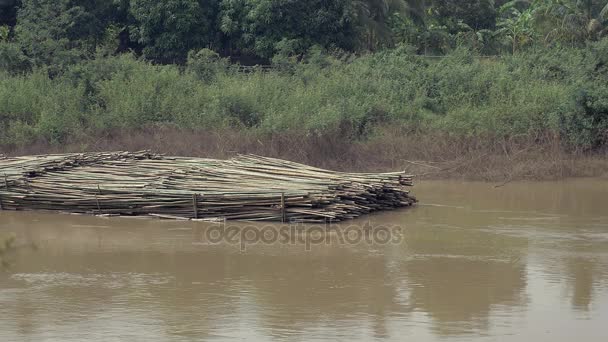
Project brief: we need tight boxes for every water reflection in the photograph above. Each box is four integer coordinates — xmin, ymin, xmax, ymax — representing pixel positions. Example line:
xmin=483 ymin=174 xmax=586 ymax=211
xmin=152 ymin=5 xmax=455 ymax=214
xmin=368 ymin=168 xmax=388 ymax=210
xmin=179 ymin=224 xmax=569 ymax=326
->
xmin=567 ymin=257 xmax=594 ymax=311
xmin=1 ymin=178 xmax=607 ymax=341
xmin=406 ymin=257 xmax=526 ymax=336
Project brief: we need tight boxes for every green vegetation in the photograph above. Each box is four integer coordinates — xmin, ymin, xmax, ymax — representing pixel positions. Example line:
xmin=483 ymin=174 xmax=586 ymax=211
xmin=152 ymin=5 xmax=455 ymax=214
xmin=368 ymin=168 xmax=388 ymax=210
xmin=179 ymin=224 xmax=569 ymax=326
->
xmin=2 ymin=44 xmax=608 ymax=149
xmin=0 ymin=0 xmax=607 ymax=153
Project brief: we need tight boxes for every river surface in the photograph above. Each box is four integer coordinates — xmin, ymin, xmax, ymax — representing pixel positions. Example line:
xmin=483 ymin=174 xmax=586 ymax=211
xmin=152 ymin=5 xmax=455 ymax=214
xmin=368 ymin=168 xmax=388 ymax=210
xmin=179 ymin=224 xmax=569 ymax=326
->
xmin=1 ymin=179 xmax=608 ymax=342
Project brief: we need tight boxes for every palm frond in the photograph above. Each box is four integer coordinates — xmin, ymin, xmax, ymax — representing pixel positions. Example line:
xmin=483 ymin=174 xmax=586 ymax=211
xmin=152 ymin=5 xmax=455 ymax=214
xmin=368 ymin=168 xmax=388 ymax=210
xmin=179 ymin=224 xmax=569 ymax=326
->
xmin=600 ymin=3 xmax=608 ymax=21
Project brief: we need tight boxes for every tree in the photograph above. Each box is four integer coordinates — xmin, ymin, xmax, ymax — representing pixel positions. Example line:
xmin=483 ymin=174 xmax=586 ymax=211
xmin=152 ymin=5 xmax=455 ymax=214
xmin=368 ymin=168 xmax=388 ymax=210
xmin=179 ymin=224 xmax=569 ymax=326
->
xmin=0 ymin=40 xmax=31 ymax=74
xmin=15 ymin=0 xmax=92 ymax=74
xmin=352 ymin=0 xmax=429 ymax=50
xmin=219 ymin=0 xmax=356 ymax=59
xmin=129 ymin=0 xmax=219 ymax=64
xmin=430 ymin=0 xmax=497 ymax=31
xmin=496 ymin=0 xmax=608 ymax=49
xmin=70 ymin=0 xmax=133 ymax=54
xmin=354 ymin=0 xmax=404 ymax=49
xmin=497 ymin=1 xmax=537 ymax=53
xmin=532 ymin=0 xmax=608 ymax=44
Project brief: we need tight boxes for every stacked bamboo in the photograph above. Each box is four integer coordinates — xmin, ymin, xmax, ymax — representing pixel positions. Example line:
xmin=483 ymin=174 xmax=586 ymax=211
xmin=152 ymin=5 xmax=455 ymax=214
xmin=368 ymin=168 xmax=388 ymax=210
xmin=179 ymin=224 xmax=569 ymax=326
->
xmin=0 ymin=152 xmax=416 ymax=222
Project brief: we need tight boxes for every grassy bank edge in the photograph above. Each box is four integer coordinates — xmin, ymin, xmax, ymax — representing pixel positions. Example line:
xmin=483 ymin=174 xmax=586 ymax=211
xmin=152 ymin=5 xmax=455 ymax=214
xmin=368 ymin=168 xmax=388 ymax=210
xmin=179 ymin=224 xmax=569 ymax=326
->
xmin=2 ymin=127 xmax=606 ymax=182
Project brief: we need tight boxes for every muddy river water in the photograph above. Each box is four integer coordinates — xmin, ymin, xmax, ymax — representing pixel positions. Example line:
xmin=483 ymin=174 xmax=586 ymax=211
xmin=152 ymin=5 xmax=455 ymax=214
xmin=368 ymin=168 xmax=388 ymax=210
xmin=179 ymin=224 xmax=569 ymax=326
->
xmin=1 ymin=179 xmax=607 ymax=341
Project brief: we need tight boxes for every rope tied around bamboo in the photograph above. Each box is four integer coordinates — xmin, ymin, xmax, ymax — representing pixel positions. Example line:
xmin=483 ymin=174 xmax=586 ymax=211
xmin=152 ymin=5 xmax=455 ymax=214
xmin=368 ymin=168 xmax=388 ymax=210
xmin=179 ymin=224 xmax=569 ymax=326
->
xmin=0 ymin=152 xmax=417 ymax=222
xmin=192 ymin=193 xmax=199 ymax=219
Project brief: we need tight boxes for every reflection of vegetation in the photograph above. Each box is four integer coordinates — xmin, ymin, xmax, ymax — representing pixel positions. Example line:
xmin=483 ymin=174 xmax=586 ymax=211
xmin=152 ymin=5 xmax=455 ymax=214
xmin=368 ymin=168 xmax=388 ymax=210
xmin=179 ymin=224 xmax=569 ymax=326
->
xmin=0 ymin=233 xmax=16 ymax=269
xmin=567 ymin=258 xmax=594 ymax=311
xmin=406 ymin=257 xmax=527 ymax=335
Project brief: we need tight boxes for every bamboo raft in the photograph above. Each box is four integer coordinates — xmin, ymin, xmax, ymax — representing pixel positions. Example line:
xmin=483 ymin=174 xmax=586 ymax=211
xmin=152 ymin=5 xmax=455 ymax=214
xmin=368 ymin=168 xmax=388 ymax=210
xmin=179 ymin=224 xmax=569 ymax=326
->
xmin=0 ymin=152 xmax=416 ymax=222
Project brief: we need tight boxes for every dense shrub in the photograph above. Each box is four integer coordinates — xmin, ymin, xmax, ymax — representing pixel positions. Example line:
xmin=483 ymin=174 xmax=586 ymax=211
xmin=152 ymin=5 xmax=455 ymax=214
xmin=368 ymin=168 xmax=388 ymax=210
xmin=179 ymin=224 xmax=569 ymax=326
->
xmin=0 ymin=42 xmax=31 ymax=74
xmin=186 ymin=48 xmax=229 ymax=82
xmin=1 ymin=43 xmax=608 ymax=150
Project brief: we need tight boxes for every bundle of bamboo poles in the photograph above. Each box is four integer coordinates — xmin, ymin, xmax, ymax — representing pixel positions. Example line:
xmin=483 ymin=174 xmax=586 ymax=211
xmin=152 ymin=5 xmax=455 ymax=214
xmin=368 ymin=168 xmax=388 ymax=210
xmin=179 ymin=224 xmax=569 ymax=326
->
xmin=0 ymin=152 xmax=416 ymax=222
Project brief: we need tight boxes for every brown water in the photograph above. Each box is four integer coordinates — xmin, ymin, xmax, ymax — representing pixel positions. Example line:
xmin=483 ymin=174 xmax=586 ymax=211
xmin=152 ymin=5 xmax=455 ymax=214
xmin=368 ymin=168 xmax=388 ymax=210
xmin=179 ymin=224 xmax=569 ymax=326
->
xmin=1 ymin=179 xmax=608 ymax=342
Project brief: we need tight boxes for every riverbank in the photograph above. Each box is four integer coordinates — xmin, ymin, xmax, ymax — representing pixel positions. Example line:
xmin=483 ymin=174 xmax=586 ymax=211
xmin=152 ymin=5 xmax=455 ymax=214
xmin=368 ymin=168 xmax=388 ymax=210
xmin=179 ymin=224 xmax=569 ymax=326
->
xmin=2 ymin=47 xmax=608 ymax=181
xmin=2 ymin=127 xmax=606 ymax=182
xmin=2 ymin=45 xmax=608 ymax=156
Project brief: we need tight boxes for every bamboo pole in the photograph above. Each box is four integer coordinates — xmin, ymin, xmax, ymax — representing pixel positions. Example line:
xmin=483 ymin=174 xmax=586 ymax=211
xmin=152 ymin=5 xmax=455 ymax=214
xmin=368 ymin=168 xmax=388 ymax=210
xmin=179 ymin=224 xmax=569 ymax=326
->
xmin=192 ymin=193 xmax=198 ymax=219
xmin=95 ymin=194 xmax=101 ymax=214
xmin=281 ymin=192 xmax=286 ymax=223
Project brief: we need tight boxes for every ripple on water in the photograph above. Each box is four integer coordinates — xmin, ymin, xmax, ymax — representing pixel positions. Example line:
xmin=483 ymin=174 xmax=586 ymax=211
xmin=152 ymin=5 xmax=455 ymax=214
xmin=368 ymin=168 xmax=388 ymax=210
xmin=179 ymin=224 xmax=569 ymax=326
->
xmin=10 ymin=272 xmax=174 ymax=290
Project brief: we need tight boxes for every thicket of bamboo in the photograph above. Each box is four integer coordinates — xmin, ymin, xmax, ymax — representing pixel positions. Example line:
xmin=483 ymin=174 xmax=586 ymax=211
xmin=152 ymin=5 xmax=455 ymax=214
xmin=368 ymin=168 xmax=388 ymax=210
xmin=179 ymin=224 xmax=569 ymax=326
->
xmin=0 ymin=152 xmax=416 ymax=222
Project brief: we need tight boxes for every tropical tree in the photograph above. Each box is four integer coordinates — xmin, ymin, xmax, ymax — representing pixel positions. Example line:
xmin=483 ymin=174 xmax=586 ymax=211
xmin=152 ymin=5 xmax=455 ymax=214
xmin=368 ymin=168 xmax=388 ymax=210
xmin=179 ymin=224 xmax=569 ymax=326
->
xmin=532 ymin=0 xmax=608 ymax=44
xmin=14 ymin=0 xmax=92 ymax=74
xmin=496 ymin=0 xmax=608 ymax=49
xmin=72 ymin=0 xmax=133 ymax=54
xmin=430 ymin=0 xmax=498 ymax=31
xmin=497 ymin=1 xmax=537 ymax=53
xmin=129 ymin=0 xmax=219 ymax=64
xmin=353 ymin=0 xmax=427 ymax=50
xmin=354 ymin=0 xmax=404 ymax=49
xmin=390 ymin=1 xmax=501 ymax=54
xmin=219 ymin=0 xmax=356 ymax=59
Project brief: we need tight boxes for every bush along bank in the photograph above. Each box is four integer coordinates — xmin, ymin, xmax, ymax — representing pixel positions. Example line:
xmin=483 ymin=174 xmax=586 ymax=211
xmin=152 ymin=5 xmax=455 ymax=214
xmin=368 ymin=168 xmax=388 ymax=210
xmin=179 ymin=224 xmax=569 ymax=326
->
xmin=0 ymin=43 xmax=608 ymax=181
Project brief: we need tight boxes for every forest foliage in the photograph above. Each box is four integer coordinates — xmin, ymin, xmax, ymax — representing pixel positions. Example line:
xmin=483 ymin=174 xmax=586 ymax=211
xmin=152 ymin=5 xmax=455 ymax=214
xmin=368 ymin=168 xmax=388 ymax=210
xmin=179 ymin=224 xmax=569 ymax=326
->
xmin=0 ymin=0 xmax=608 ymax=150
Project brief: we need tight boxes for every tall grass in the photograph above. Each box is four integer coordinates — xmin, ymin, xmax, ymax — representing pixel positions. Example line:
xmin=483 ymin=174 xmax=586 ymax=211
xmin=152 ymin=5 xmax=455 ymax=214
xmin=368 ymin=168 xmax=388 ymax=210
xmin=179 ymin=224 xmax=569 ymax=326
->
xmin=1 ymin=42 xmax=608 ymax=150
